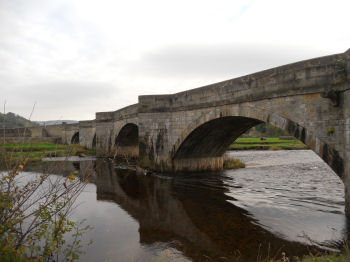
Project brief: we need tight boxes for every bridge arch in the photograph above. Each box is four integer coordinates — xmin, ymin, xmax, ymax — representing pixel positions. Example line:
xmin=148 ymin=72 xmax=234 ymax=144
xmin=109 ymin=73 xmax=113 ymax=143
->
xmin=92 ymin=133 xmax=96 ymax=149
xmin=172 ymin=106 xmax=314 ymax=172
xmin=71 ymin=132 xmax=79 ymax=144
xmin=173 ymin=107 xmax=309 ymax=158
xmin=114 ymin=123 xmax=139 ymax=157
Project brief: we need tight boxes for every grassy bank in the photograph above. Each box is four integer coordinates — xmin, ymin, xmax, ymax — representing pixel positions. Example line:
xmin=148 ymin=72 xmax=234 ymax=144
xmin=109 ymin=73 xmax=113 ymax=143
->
xmin=299 ymin=251 xmax=350 ymax=261
xmin=229 ymin=137 xmax=308 ymax=150
xmin=0 ymin=142 xmax=95 ymax=166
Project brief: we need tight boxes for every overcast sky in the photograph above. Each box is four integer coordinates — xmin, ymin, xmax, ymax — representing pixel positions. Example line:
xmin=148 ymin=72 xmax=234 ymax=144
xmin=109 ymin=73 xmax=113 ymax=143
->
xmin=1 ymin=0 xmax=349 ymax=121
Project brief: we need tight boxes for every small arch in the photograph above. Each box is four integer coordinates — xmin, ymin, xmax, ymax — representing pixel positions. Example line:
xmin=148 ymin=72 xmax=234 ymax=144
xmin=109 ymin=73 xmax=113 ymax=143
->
xmin=42 ymin=128 xmax=49 ymax=137
xmin=115 ymin=123 xmax=138 ymax=146
xmin=71 ymin=132 xmax=79 ymax=144
xmin=115 ymin=123 xmax=139 ymax=157
xmin=92 ymin=133 xmax=96 ymax=149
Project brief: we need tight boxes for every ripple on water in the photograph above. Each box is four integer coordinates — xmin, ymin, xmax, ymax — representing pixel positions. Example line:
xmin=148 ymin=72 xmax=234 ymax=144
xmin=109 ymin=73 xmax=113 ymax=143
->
xmin=225 ymin=150 xmax=346 ymax=247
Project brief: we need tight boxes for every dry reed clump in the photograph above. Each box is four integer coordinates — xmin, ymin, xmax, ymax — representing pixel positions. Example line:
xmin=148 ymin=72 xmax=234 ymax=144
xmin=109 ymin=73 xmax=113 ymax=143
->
xmin=223 ymin=158 xmax=245 ymax=169
xmin=269 ymin=146 xmax=282 ymax=151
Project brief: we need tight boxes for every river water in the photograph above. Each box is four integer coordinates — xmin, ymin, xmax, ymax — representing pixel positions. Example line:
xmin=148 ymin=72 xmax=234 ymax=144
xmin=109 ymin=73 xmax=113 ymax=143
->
xmin=23 ymin=150 xmax=347 ymax=261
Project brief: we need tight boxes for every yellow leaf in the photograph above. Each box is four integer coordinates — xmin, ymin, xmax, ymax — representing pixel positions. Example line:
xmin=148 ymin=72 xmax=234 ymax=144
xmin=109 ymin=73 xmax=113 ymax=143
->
xmin=68 ymin=174 xmax=75 ymax=182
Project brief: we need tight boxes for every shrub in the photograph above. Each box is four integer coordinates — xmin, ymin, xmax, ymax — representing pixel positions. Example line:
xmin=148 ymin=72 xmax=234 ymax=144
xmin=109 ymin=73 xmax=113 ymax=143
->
xmin=0 ymin=157 xmax=92 ymax=261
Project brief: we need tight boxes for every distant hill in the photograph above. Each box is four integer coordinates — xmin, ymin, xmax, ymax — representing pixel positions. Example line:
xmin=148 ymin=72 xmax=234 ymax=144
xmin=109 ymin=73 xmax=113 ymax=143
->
xmin=35 ymin=120 xmax=78 ymax=126
xmin=0 ymin=112 xmax=38 ymax=128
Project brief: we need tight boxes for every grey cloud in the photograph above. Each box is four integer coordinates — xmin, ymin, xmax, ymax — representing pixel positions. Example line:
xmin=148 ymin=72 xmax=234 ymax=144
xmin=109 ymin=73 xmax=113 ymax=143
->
xmin=3 ymin=81 xmax=119 ymax=120
xmin=129 ymin=44 xmax=325 ymax=79
xmin=24 ymin=81 xmax=117 ymax=104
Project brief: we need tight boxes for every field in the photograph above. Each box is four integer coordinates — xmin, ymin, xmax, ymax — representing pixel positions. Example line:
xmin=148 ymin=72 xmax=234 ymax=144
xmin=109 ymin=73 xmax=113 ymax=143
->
xmin=229 ymin=137 xmax=308 ymax=150
xmin=0 ymin=142 xmax=95 ymax=166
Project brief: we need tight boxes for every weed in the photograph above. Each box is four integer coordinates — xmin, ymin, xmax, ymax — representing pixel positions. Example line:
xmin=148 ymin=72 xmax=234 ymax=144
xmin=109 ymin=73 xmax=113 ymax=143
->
xmin=223 ymin=158 xmax=245 ymax=169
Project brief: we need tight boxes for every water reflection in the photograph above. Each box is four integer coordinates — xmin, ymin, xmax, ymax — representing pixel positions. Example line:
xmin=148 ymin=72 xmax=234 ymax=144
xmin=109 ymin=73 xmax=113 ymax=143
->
xmin=22 ymin=150 xmax=348 ymax=261
xmin=85 ymin=159 xmax=314 ymax=261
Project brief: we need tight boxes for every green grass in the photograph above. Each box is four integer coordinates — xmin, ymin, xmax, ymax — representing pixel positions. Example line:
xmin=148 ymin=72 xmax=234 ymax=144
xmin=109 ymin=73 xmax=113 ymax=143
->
xmin=229 ymin=137 xmax=308 ymax=150
xmin=0 ymin=142 xmax=95 ymax=166
xmin=299 ymin=250 xmax=350 ymax=262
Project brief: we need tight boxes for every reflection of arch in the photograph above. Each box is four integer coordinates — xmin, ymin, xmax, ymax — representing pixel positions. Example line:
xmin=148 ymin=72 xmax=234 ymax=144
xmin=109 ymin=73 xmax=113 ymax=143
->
xmin=71 ymin=132 xmax=79 ymax=144
xmin=93 ymin=160 xmax=312 ymax=262
xmin=92 ymin=133 xmax=96 ymax=149
xmin=115 ymin=123 xmax=139 ymax=147
xmin=72 ymin=162 xmax=80 ymax=170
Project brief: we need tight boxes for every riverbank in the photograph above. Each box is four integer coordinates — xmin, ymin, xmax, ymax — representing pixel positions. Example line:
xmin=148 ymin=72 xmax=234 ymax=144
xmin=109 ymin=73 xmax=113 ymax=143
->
xmin=0 ymin=142 xmax=95 ymax=166
xmin=300 ymin=250 xmax=350 ymax=262
xmin=229 ymin=137 xmax=307 ymax=150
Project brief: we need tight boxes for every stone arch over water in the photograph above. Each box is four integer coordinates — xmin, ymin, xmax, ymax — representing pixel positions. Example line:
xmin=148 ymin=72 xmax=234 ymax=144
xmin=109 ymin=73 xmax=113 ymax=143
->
xmin=115 ymin=123 xmax=139 ymax=157
xmin=171 ymin=106 xmax=338 ymax=175
xmin=71 ymin=132 xmax=79 ymax=144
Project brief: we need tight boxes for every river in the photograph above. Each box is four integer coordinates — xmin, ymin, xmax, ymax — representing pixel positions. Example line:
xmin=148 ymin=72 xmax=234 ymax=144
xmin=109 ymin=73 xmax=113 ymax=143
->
xmin=22 ymin=150 xmax=347 ymax=261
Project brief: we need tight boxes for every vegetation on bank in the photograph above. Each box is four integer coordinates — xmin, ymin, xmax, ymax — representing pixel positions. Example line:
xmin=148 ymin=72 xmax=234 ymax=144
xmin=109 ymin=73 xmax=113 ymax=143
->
xmin=299 ymin=250 xmax=350 ymax=262
xmin=229 ymin=137 xmax=308 ymax=151
xmin=0 ymin=142 xmax=95 ymax=166
xmin=0 ymin=165 xmax=92 ymax=261
xmin=223 ymin=158 xmax=245 ymax=169
xmin=280 ymin=249 xmax=350 ymax=262
xmin=0 ymin=142 xmax=93 ymax=261
xmin=251 ymin=122 xmax=290 ymax=137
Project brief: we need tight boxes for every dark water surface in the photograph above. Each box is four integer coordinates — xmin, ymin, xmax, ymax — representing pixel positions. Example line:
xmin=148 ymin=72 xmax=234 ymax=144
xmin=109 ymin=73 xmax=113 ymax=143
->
xmin=24 ymin=150 xmax=347 ymax=261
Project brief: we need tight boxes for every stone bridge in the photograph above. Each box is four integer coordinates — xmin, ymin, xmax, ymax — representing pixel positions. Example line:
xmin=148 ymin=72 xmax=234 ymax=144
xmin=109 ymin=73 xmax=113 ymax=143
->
xmin=94 ymin=49 xmax=350 ymax=214
xmin=2 ymin=49 xmax=350 ymax=214
xmin=96 ymin=50 xmax=350 ymax=174
xmin=1 ymin=120 xmax=96 ymax=148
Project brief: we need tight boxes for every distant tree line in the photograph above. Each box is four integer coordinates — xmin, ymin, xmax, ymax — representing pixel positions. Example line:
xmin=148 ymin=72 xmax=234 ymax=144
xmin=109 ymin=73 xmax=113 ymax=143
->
xmin=248 ymin=123 xmax=289 ymax=137
xmin=0 ymin=112 xmax=38 ymax=128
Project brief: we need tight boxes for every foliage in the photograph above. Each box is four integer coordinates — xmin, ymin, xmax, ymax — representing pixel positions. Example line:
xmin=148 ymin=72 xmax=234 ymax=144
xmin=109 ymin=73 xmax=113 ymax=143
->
xmin=327 ymin=126 xmax=335 ymax=136
xmin=252 ymin=123 xmax=289 ymax=137
xmin=0 ymin=158 xmax=92 ymax=261
xmin=223 ymin=158 xmax=245 ymax=169
xmin=298 ymin=249 xmax=350 ymax=262
xmin=0 ymin=112 xmax=38 ymax=128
